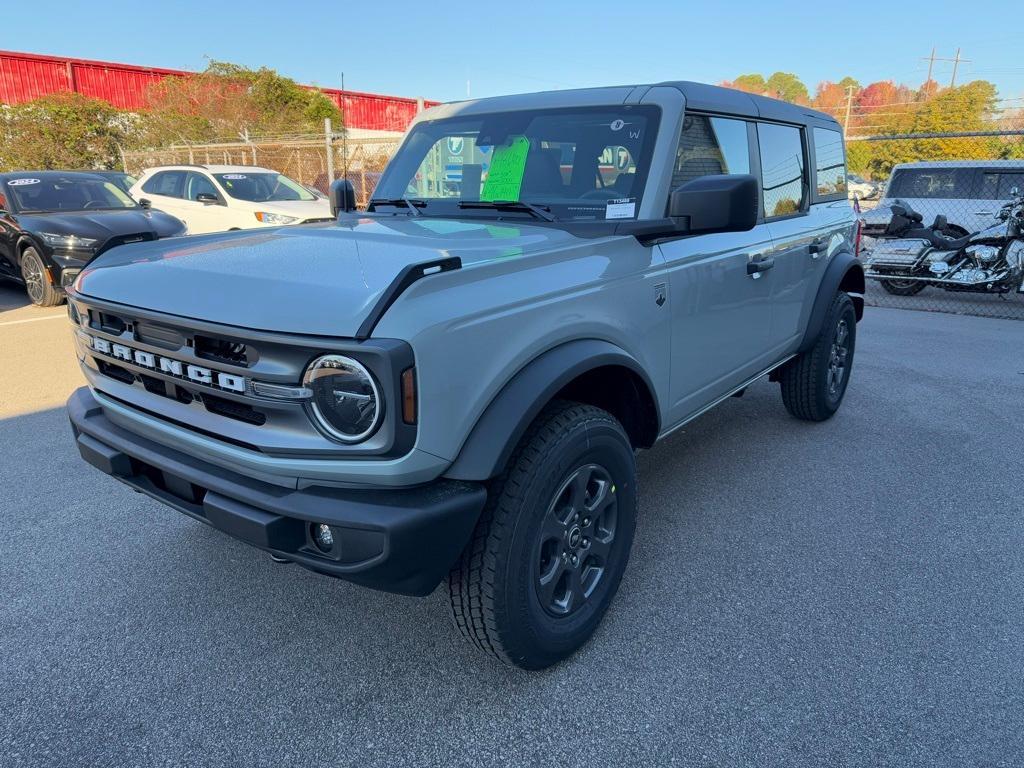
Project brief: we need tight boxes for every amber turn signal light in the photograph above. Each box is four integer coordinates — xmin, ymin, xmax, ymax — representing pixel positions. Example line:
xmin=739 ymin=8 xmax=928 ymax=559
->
xmin=401 ymin=367 xmax=417 ymax=424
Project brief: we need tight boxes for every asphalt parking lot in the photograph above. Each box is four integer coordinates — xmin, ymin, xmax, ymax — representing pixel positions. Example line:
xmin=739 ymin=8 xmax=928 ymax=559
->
xmin=2 ymin=283 xmax=1023 ymax=767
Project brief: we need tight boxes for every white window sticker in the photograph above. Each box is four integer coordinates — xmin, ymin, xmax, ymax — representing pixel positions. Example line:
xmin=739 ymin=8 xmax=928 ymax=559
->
xmin=605 ymin=197 xmax=636 ymax=220
xmin=8 ymin=178 xmax=40 ymax=186
xmin=221 ymin=174 xmax=247 ymax=180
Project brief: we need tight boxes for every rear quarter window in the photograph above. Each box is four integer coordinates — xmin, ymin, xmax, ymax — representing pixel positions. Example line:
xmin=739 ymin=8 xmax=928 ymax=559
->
xmin=812 ymin=127 xmax=847 ymax=198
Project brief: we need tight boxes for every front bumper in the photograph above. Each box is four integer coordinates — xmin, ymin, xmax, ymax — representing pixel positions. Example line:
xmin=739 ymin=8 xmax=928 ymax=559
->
xmin=68 ymin=387 xmax=487 ymax=596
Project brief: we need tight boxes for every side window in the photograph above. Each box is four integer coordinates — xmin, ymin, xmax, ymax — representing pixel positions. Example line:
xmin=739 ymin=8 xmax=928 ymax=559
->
xmin=185 ymin=172 xmax=220 ymax=202
xmin=813 ymin=127 xmax=847 ymax=197
xmin=980 ymin=171 xmax=1024 ymax=200
xmin=672 ymin=114 xmax=750 ymax=189
xmin=142 ymin=171 xmax=185 ymax=198
xmin=757 ymin=123 xmax=807 ymax=218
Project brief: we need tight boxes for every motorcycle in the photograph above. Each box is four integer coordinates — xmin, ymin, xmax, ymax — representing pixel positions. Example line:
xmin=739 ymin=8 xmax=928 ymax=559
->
xmin=861 ymin=189 xmax=1024 ymax=297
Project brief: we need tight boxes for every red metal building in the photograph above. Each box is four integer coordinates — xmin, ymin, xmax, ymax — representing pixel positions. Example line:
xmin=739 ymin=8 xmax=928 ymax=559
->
xmin=0 ymin=50 xmax=439 ymax=132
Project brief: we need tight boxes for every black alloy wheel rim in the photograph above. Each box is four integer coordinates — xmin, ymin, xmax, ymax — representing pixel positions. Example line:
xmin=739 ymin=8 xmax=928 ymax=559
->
xmin=828 ymin=317 xmax=850 ymax=397
xmin=536 ymin=463 xmax=618 ymax=617
xmin=22 ymin=254 xmax=45 ymax=304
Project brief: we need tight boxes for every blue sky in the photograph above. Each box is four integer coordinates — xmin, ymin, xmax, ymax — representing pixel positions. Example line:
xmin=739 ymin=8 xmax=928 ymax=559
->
xmin=3 ymin=0 xmax=1022 ymax=104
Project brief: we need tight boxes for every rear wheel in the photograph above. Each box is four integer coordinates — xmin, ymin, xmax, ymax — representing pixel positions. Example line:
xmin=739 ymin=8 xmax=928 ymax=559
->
xmin=779 ymin=292 xmax=857 ymax=421
xmin=879 ymin=278 xmax=926 ymax=296
xmin=20 ymin=247 xmax=64 ymax=307
xmin=448 ymin=401 xmax=637 ymax=669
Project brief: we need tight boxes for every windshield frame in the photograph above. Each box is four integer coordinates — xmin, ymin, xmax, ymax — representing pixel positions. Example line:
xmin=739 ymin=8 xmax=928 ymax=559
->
xmin=213 ymin=172 xmax=318 ymax=203
xmin=373 ymin=104 xmax=662 ymax=223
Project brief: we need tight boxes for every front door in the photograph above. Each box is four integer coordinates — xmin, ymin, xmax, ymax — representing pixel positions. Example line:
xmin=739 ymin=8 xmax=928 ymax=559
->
xmin=660 ymin=225 xmax=778 ymax=423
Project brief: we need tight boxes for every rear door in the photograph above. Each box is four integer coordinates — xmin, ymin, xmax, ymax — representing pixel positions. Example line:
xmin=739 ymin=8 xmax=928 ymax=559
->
xmin=755 ymin=122 xmax=820 ymax=350
xmin=762 ymin=124 xmax=854 ymax=350
xmin=140 ymin=171 xmax=188 ymax=222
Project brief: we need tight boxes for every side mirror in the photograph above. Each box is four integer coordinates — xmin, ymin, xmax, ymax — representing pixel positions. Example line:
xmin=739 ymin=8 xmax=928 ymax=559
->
xmin=196 ymin=192 xmax=220 ymax=205
xmin=329 ymin=179 xmax=357 ymax=217
xmin=138 ymin=198 xmax=152 ymax=209
xmin=668 ymin=174 xmax=758 ymax=234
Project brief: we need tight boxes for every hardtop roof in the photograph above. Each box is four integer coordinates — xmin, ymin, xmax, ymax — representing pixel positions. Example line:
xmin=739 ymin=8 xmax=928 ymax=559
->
xmin=431 ymin=80 xmax=840 ymax=130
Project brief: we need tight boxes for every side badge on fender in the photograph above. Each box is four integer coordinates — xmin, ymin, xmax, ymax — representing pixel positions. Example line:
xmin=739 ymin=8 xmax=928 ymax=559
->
xmin=654 ymin=283 xmax=666 ymax=308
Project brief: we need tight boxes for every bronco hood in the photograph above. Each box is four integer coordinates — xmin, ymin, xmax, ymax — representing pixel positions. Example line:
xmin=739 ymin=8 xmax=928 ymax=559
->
xmin=75 ymin=217 xmax=579 ymax=337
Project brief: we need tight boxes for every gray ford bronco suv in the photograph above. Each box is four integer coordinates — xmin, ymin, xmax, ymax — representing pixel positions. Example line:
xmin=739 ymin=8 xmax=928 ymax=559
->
xmin=66 ymin=82 xmax=863 ymax=669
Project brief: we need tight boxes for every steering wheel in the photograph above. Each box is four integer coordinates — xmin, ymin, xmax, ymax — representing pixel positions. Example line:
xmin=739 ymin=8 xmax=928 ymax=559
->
xmin=580 ymin=188 xmax=622 ymax=201
xmin=82 ymin=200 xmax=103 ymax=209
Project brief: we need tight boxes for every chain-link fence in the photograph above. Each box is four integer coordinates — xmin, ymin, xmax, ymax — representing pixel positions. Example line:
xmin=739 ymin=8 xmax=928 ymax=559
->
xmin=122 ymin=133 xmax=400 ymax=208
xmin=849 ymin=112 xmax=1024 ymax=320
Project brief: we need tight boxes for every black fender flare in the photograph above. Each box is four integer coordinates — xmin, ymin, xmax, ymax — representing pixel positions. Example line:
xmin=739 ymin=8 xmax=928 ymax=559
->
xmin=798 ymin=250 xmax=865 ymax=353
xmin=444 ymin=339 xmax=659 ymax=482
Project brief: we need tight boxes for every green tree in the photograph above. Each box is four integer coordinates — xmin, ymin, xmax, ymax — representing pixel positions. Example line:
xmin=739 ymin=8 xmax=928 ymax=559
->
xmin=731 ymin=74 xmax=767 ymax=93
xmin=0 ymin=92 xmax=138 ymax=171
xmin=765 ymin=72 xmax=810 ymax=104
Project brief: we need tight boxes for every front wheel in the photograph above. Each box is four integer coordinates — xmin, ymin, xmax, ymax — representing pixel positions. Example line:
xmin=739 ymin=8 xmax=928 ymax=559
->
xmin=20 ymin=247 xmax=64 ymax=307
xmin=448 ymin=401 xmax=637 ymax=669
xmin=778 ymin=292 xmax=857 ymax=421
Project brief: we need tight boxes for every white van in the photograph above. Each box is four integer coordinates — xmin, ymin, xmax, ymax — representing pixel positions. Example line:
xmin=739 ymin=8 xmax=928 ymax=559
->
xmin=868 ymin=160 xmax=1024 ymax=236
xmin=130 ymin=165 xmax=333 ymax=234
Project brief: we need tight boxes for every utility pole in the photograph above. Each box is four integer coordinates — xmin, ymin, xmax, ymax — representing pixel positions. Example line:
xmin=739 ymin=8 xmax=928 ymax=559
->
xmin=843 ymin=85 xmax=855 ymax=134
xmin=920 ymin=49 xmax=971 ymax=89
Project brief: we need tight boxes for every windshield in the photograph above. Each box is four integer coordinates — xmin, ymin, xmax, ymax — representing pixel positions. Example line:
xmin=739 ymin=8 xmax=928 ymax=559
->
xmin=4 ymin=177 xmax=137 ymax=213
xmin=214 ymin=172 xmax=316 ymax=202
xmin=374 ymin=105 xmax=661 ymax=221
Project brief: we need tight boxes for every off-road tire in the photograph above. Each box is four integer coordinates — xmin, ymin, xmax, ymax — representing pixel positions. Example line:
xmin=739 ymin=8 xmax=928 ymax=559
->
xmin=448 ymin=400 xmax=637 ymax=670
xmin=879 ymin=278 xmax=926 ymax=296
xmin=779 ymin=291 xmax=856 ymax=421
xmin=20 ymin=247 xmax=64 ymax=307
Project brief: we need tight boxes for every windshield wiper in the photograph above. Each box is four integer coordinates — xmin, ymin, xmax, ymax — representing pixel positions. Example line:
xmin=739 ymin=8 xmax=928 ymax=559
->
xmin=458 ymin=200 xmax=556 ymax=222
xmin=368 ymin=196 xmax=425 ymax=216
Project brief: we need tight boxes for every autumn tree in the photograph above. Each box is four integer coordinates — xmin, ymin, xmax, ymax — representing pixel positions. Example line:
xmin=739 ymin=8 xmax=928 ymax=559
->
xmin=141 ymin=61 xmax=342 ymax=146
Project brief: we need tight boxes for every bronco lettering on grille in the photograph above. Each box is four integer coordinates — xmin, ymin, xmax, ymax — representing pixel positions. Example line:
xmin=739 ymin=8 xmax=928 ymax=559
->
xmin=87 ymin=334 xmax=246 ymax=393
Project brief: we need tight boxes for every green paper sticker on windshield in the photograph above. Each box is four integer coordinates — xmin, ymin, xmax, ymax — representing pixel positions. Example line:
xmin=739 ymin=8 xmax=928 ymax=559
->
xmin=481 ymin=136 xmax=530 ymax=202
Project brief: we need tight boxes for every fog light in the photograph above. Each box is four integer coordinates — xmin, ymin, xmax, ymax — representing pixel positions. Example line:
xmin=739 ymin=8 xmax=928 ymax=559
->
xmin=311 ymin=523 xmax=334 ymax=552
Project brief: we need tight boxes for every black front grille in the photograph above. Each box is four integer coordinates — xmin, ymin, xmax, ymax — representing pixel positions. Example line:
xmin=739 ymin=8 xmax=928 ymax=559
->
xmin=97 ymin=360 xmax=135 ymax=384
xmin=92 ymin=311 xmax=128 ymax=335
xmin=201 ymin=393 xmax=267 ymax=425
xmin=195 ymin=334 xmax=251 ymax=367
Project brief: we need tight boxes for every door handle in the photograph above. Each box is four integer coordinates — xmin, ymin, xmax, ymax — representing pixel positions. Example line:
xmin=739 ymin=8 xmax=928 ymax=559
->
xmin=808 ymin=238 xmax=829 ymax=257
xmin=747 ymin=255 xmax=775 ymax=277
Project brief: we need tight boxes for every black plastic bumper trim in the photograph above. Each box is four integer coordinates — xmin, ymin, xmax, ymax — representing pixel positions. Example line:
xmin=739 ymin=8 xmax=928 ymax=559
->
xmin=67 ymin=387 xmax=486 ymax=596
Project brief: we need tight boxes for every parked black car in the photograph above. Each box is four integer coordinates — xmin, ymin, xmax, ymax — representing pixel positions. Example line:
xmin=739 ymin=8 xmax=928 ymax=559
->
xmin=0 ymin=171 xmax=186 ymax=306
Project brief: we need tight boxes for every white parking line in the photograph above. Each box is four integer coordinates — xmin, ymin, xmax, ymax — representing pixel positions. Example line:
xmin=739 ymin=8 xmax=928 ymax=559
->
xmin=0 ymin=313 xmax=66 ymax=328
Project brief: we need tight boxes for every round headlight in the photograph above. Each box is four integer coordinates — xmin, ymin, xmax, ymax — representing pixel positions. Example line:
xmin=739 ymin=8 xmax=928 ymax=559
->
xmin=303 ymin=355 xmax=382 ymax=443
